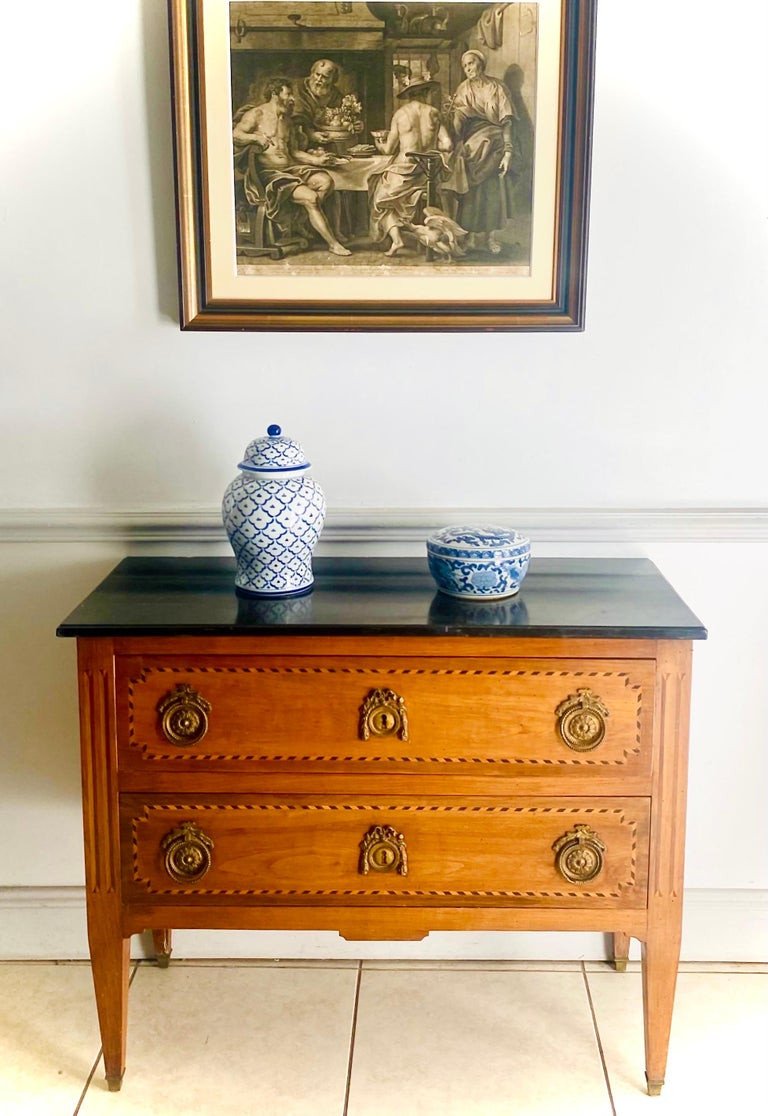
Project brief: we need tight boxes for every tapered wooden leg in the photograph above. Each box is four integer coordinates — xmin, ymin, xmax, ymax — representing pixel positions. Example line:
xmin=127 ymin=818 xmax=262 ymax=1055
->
xmin=152 ymin=929 xmax=173 ymax=968
xmin=612 ymin=931 xmax=630 ymax=972
xmin=641 ymin=641 xmax=692 ymax=1096
xmin=641 ymin=923 xmax=681 ymax=1095
xmin=88 ymin=911 xmax=130 ymax=1091
xmin=78 ymin=639 xmax=129 ymax=1091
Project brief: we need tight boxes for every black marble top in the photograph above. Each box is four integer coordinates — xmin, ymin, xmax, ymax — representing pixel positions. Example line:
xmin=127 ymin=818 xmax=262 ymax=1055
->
xmin=56 ymin=558 xmax=706 ymax=640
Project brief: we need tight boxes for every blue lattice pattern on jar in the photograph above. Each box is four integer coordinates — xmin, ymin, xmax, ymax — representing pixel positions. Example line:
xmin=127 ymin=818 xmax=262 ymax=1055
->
xmin=222 ymin=466 xmax=326 ymax=598
xmin=426 ymin=525 xmax=531 ymax=600
xmin=238 ymin=424 xmax=310 ymax=472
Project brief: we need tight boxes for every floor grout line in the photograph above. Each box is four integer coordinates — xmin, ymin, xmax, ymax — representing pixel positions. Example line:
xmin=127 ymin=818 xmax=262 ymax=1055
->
xmin=130 ymin=957 xmax=363 ymax=972
xmin=581 ymin=961 xmax=617 ymax=1116
xmin=71 ymin=961 xmax=140 ymax=1115
xmin=342 ymin=961 xmax=363 ymax=1116
xmin=3 ymin=958 xmax=767 ymax=970
xmin=72 ymin=1046 xmax=102 ymax=1116
xmin=360 ymin=961 xmax=590 ymax=972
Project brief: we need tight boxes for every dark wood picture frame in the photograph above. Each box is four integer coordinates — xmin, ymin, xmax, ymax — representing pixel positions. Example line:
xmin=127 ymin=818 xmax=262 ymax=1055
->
xmin=169 ymin=1 xmax=597 ymax=331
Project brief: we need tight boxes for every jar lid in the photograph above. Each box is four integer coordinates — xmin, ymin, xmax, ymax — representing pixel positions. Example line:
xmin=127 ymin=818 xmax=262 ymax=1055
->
xmin=238 ymin=424 xmax=311 ymax=472
xmin=426 ymin=525 xmax=530 ymax=559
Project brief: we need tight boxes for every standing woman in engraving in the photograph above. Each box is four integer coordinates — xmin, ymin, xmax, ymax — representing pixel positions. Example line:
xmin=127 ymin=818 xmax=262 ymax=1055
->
xmin=451 ymin=49 xmax=518 ymax=254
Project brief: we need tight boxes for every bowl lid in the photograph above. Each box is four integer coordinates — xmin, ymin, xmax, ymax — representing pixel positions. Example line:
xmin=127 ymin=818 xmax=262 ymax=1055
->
xmin=238 ymin=424 xmax=311 ymax=472
xmin=427 ymin=525 xmax=530 ymax=559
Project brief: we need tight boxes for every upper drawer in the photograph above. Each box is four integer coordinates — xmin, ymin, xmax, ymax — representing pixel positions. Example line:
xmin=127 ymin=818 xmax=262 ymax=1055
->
xmin=116 ymin=653 xmax=655 ymax=783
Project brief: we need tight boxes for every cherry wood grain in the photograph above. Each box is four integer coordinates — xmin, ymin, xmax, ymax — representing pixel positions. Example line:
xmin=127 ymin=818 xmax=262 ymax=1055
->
xmin=641 ymin=640 xmax=692 ymax=1094
xmin=129 ymin=905 xmax=648 ymax=940
xmin=112 ymin=634 xmax=664 ymax=660
xmin=122 ymin=794 xmax=649 ymax=910
xmin=116 ymin=652 xmax=654 ymax=786
xmin=116 ymin=767 xmax=649 ymax=798
xmin=77 ymin=639 xmax=129 ymax=1092
xmin=612 ymin=930 xmax=631 ymax=971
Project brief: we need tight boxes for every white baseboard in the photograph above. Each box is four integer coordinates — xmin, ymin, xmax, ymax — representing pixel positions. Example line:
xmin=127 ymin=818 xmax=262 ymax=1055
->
xmin=1 ymin=888 xmax=764 ymax=962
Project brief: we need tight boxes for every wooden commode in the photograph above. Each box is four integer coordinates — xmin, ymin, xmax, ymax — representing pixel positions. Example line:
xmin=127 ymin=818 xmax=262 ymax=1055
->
xmin=57 ymin=557 xmax=706 ymax=1094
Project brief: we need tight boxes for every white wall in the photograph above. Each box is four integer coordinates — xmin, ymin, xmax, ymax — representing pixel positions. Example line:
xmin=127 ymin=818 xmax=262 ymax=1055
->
xmin=0 ymin=0 xmax=766 ymax=960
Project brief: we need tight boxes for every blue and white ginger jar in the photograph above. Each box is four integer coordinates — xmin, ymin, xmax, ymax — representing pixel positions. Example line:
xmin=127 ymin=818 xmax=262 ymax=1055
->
xmin=222 ymin=424 xmax=326 ymax=598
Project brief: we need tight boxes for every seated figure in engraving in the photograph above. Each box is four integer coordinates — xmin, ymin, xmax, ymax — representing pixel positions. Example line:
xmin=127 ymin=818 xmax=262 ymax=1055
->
xmin=368 ymin=80 xmax=453 ymax=257
xmin=232 ymin=77 xmax=350 ymax=257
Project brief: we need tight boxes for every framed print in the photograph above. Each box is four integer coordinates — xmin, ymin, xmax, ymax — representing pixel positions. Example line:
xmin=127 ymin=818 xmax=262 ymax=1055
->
xmin=169 ymin=1 xmax=597 ymax=330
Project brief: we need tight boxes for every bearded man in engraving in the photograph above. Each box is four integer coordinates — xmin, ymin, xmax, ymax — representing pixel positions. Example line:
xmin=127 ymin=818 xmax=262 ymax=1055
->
xmin=292 ymin=59 xmax=345 ymax=146
xmin=232 ymin=77 xmax=350 ymax=257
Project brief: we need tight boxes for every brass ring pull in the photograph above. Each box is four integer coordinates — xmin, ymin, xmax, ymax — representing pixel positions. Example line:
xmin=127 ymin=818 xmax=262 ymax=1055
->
xmin=359 ymin=688 xmax=409 ymax=741
xmin=157 ymin=684 xmax=211 ymax=746
xmin=359 ymin=825 xmax=408 ymax=876
xmin=161 ymin=822 xmax=214 ymax=883
xmin=555 ymin=688 xmax=609 ymax=752
xmin=553 ymin=824 xmax=605 ymax=884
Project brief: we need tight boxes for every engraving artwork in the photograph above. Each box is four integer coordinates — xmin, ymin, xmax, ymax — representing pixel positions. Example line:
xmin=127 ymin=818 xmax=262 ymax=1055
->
xmin=230 ymin=2 xmax=538 ymax=273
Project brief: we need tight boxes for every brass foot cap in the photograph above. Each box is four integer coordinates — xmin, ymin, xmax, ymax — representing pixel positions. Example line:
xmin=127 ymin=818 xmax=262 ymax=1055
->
xmin=645 ymin=1076 xmax=664 ymax=1097
xmin=156 ymin=953 xmax=171 ymax=969
xmin=613 ymin=959 xmax=628 ymax=973
xmin=106 ymin=1074 xmax=124 ymax=1093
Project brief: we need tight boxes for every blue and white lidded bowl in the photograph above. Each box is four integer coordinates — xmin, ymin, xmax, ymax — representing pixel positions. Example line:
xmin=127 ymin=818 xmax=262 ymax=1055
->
xmin=426 ymin=526 xmax=531 ymax=600
xmin=222 ymin=424 xmax=326 ymax=598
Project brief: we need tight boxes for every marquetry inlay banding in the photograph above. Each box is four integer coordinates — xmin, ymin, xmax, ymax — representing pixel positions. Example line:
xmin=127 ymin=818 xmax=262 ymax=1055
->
xmin=135 ymin=884 xmax=628 ymax=899
xmin=126 ymin=666 xmax=644 ymax=767
xmin=134 ymin=803 xmax=630 ymax=815
xmin=130 ymin=804 xmax=640 ymax=901
xmin=131 ymin=666 xmax=641 ymax=681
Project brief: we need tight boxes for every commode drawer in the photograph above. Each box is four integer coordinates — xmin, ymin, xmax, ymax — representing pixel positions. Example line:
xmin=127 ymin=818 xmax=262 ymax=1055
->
xmin=116 ymin=654 xmax=654 ymax=785
xmin=121 ymin=794 xmax=650 ymax=910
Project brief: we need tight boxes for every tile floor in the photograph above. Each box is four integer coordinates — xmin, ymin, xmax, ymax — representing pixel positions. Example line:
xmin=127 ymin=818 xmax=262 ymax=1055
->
xmin=0 ymin=959 xmax=765 ymax=1115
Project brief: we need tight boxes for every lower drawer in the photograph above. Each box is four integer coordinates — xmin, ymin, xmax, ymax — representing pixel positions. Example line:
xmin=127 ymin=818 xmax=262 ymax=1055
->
xmin=122 ymin=795 xmax=649 ymax=910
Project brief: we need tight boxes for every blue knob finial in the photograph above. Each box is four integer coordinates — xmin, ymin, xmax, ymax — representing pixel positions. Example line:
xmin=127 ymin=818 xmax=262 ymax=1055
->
xmin=267 ymin=424 xmax=281 ymax=437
